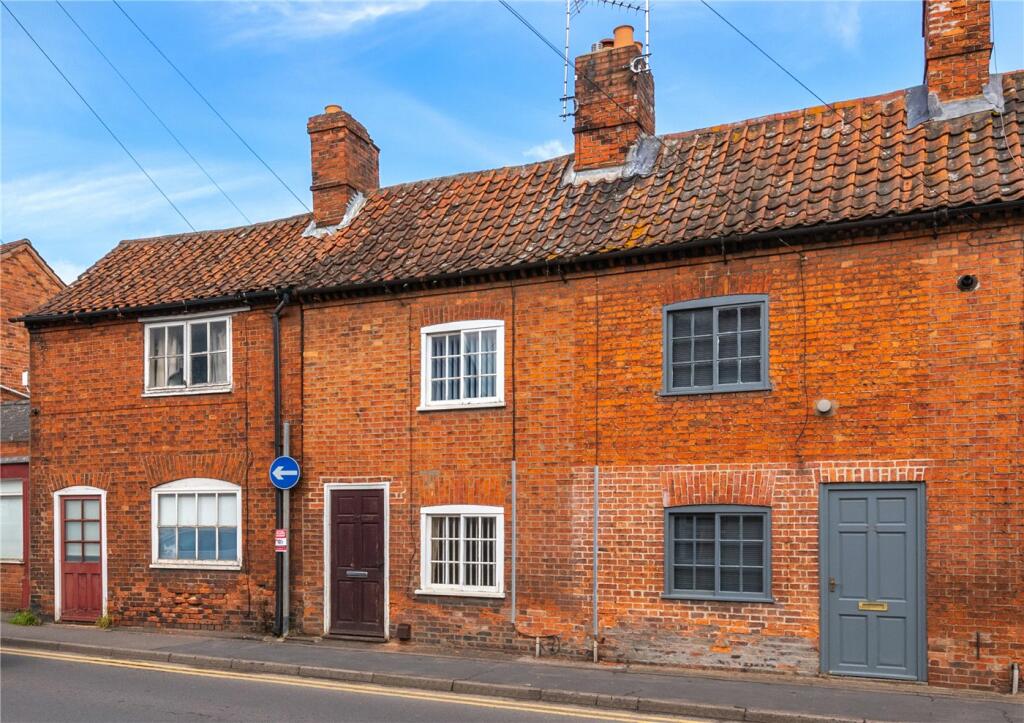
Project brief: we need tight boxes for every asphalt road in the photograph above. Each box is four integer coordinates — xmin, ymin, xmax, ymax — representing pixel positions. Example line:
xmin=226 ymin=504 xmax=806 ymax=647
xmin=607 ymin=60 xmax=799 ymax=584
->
xmin=0 ymin=649 xmax=707 ymax=723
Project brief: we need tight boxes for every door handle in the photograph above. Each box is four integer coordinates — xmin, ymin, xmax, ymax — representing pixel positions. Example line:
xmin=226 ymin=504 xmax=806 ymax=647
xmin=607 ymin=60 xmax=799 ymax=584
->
xmin=345 ymin=570 xmax=369 ymax=578
xmin=828 ymin=577 xmax=836 ymax=593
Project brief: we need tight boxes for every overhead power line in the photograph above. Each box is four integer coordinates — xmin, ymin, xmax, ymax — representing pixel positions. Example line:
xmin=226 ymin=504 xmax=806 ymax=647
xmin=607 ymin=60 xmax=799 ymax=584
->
xmin=499 ymin=0 xmax=566 ymax=59
xmin=56 ymin=1 xmax=251 ymax=225
xmin=111 ymin=0 xmax=311 ymax=213
xmin=699 ymin=0 xmax=840 ymax=116
xmin=1 ymin=0 xmax=196 ymax=231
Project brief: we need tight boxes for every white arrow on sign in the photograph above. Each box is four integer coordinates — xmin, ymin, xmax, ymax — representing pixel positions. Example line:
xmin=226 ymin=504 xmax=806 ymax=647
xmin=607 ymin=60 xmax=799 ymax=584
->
xmin=272 ymin=465 xmax=299 ymax=482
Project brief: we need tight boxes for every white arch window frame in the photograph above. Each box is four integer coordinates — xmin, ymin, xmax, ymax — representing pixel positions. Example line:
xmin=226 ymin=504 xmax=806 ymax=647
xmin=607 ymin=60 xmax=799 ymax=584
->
xmin=150 ymin=478 xmax=242 ymax=570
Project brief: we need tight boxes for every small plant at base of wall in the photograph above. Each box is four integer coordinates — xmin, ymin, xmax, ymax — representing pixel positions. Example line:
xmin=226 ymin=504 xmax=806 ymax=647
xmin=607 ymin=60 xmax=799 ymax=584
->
xmin=8 ymin=610 xmax=41 ymax=626
xmin=95 ymin=615 xmax=114 ymax=629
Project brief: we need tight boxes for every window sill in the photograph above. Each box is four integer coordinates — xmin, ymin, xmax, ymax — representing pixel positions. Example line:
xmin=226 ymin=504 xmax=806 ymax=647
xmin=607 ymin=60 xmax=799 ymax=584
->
xmin=658 ymin=383 xmax=772 ymax=397
xmin=0 ymin=559 xmax=24 ymax=565
xmin=661 ymin=593 xmax=775 ymax=604
xmin=150 ymin=562 xmax=241 ymax=571
xmin=143 ymin=385 xmax=233 ymax=398
xmin=414 ymin=588 xmax=505 ymax=599
xmin=416 ymin=401 xmax=506 ymax=412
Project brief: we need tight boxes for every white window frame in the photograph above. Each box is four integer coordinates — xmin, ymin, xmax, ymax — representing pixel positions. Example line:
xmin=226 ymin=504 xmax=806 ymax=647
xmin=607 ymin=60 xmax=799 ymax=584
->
xmin=0 ymin=480 xmax=24 ymax=562
xmin=142 ymin=312 xmax=234 ymax=397
xmin=418 ymin=320 xmax=505 ymax=411
xmin=150 ymin=478 xmax=242 ymax=570
xmin=416 ymin=504 xmax=504 ymax=598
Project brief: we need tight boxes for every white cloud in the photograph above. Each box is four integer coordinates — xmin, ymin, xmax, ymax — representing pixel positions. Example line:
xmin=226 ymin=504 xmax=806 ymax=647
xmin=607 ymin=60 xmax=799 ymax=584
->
xmin=523 ymin=139 xmax=569 ymax=161
xmin=3 ymin=164 xmax=232 ymax=229
xmin=50 ymin=259 xmax=88 ymax=284
xmin=823 ymin=1 xmax=862 ymax=51
xmin=224 ymin=1 xmax=429 ymax=43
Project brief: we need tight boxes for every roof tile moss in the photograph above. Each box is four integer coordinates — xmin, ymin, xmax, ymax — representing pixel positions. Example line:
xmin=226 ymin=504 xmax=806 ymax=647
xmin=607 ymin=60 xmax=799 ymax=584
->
xmin=29 ymin=72 xmax=1024 ymax=319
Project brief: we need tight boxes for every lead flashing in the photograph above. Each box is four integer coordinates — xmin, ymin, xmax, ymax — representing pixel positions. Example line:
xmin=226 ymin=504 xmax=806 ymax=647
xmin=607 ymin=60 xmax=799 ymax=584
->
xmin=303 ymin=192 xmax=367 ymax=238
xmin=908 ymin=74 xmax=1005 ymax=129
xmin=562 ymin=135 xmax=660 ymax=186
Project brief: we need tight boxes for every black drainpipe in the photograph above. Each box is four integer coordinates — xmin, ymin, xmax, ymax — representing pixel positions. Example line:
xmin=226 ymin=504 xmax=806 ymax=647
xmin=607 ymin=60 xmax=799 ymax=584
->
xmin=272 ymin=290 xmax=291 ymax=637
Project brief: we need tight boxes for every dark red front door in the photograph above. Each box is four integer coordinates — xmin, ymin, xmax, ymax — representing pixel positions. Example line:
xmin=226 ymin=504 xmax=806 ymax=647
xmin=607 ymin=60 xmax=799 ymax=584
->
xmin=330 ymin=488 xmax=385 ymax=637
xmin=61 ymin=496 xmax=102 ymax=621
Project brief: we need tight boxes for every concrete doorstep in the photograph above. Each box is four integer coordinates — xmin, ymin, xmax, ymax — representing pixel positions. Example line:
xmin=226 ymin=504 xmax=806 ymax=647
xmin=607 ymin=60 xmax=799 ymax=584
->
xmin=1 ymin=635 xmax=858 ymax=723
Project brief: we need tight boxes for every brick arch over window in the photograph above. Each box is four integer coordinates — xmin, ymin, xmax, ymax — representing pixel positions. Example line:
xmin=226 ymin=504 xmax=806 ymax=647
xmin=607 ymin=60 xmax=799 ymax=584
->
xmin=811 ymin=459 xmax=930 ymax=484
xmin=40 ymin=471 xmax=112 ymax=495
xmin=660 ymin=466 xmax=791 ymax=508
xmin=414 ymin=471 xmax=506 ymax=507
xmin=142 ymin=452 xmax=249 ymax=487
xmin=418 ymin=301 xmax=507 ymax=328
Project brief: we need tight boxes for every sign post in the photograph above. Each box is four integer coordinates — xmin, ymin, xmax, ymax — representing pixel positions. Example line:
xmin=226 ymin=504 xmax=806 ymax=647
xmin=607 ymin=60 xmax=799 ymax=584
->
xmin=271 ymin=426 xmax=299 ymax=637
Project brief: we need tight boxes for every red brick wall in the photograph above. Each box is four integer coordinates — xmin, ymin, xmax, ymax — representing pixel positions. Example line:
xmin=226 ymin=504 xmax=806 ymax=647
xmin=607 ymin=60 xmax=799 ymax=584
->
xmin=27 ymin=305 xmax=302 ymax=630
xmin=26 ymin=215 xmax=1023 ymax=691
xmin=0 ymin=562 xmax=25 ymax=610
xmin=297 ymin=216 xmax=1022 ymax=691
xmin=924 ymin=0 xmax=992 ymax=101
xmin=1 ymin=243 xmax=64 ymax=397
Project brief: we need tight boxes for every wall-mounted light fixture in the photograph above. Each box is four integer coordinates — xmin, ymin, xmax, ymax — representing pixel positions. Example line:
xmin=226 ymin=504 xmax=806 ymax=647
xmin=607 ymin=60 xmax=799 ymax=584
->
xmin=815 ymin=399 xmax=835 ymax=416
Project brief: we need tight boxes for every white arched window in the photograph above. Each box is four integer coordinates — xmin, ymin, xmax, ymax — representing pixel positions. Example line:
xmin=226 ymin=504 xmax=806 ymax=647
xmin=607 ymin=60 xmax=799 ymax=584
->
xmin=151 ymin=478 xmax=241 ymax=569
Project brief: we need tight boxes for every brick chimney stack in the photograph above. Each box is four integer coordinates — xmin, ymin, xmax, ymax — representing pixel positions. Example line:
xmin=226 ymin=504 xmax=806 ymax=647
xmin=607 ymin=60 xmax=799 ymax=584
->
xmin=923 ymin=0 xmax=993 ymax=103
xmin=573 ymin=25 xmax=654 ymax=171
xmin=308 ymin=104 xmax=379 ymax=227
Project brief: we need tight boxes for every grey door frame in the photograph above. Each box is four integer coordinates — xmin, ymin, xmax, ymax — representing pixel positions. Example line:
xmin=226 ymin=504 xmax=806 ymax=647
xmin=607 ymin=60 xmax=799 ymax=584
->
xmin=818 ymin=483 xmax=927 ymax=681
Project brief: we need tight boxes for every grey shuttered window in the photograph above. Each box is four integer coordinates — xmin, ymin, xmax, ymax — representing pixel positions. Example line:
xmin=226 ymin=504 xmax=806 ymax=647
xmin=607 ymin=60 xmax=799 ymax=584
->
xmin=662 ymin=295 xmax=769 ymax=394
xmin=664 ymin=506 xmax=772 ymax=602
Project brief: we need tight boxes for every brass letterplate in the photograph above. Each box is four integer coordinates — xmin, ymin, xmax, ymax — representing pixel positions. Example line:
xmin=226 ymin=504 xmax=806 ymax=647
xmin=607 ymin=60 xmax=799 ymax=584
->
xmin=858 ymin=601 xmax=888 ymax=612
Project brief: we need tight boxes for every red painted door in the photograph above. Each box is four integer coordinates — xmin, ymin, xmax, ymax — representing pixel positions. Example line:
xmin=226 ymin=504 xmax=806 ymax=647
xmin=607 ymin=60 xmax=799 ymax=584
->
xmin=330 ymin=488 xmax=385 ymax=638
xmin=61 ymin=496 xmax=102 ymax=621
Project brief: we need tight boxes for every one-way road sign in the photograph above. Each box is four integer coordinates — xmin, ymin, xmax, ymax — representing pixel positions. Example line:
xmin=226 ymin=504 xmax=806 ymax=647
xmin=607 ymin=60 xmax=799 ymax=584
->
xmin=270 ymin=455 xmax=300 ymax=490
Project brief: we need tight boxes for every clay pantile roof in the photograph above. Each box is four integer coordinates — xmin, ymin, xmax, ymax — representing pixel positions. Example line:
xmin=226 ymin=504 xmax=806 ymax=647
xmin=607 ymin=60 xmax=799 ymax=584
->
xmin=28 ymin=72 xmax=1024 ymax=320
xmin=30 ymin=215 xmax=314 ymax=317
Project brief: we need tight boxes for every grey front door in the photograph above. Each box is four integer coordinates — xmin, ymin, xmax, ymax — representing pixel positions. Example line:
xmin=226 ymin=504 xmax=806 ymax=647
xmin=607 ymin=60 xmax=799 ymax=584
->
xmin=821 ymin=485 xmax=924 ymax=681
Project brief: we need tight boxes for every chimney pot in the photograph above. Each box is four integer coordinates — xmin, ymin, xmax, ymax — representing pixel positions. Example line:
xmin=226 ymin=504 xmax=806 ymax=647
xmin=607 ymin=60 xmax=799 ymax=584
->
xmin=324 ymin=104 xmax=343 ymax=114
xmin=613 ymin=25 xmax=634 ymax=49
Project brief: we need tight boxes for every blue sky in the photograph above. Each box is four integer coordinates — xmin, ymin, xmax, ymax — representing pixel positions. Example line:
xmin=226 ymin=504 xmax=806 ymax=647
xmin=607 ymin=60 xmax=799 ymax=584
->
xmin=2 ymin=1 xmax=1022 ymax=283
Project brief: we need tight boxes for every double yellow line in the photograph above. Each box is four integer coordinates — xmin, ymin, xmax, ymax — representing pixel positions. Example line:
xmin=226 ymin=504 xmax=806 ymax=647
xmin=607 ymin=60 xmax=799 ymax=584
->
xmin=3 ymin=648 xmax=701 ymax=722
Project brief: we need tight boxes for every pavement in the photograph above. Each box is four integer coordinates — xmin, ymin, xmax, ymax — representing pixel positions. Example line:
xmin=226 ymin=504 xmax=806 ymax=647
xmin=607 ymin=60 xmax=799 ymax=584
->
xmin=2 ymin=621 xmax=1021 ymax=723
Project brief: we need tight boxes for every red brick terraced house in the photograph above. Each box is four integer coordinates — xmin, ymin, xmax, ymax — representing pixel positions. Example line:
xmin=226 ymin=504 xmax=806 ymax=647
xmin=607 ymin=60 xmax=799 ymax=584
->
xmin=1 ymin=239 xmax=65 ymax=611
xmin=17 ymin=1 xmax=1023 ymax=692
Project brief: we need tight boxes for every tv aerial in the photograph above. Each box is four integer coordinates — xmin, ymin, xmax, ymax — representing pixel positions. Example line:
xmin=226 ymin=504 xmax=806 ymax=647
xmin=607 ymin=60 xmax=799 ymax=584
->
xmin=562 ymin=0 xmax=651 ymax=120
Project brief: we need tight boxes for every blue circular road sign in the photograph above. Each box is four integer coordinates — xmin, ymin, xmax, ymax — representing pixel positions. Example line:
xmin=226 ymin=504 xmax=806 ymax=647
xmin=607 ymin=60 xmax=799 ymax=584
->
xmin=269 ymin=455 xmax=301 ymax=490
